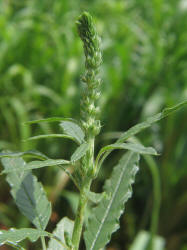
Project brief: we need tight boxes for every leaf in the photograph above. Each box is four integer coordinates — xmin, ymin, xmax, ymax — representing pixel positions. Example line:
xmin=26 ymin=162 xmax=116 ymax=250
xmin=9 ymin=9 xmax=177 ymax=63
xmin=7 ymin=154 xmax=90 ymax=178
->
xmin=118 ymin=100 xmax=187 ymax=143
xmin=25 ymin=117 xmax=76 ymax=125
xmin=60 ymin=121 xmax=85 ymax=144
xmin=129 ymin=231 xmax=165 ymax=250
xmin=2 ymin=159 xmax=70 ymax=174
xmin=84 ymin=151 xmax=139 ymax=250
xmin=96 ymin=142 xmax=157 ymax=167
xmin=25 ymin=134 xmax=78 ymax=143
xmin=0 ymin=150 xmax=48 ymax=160
xmin=0 ymin=228 xmax=49 ymax=245
xmin=87 ymin=191 xmax=106 ymax=204
xmin=1 ymin=156 xmax=51 ymax=230
xmin=71 ymin=143 xmax=89 ymax=162
xmin=47 ymin=217 xmax=74 ymax=250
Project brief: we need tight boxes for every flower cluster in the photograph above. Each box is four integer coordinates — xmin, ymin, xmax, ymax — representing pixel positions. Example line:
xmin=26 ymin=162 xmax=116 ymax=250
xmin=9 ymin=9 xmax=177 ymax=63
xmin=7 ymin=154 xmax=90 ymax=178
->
xmin=76 ymin=12 xmax=102 ymax=137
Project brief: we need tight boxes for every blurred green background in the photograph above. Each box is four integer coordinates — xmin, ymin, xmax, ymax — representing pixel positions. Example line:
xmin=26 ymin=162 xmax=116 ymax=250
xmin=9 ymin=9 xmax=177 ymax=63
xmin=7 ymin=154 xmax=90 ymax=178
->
xmin=0 ymin=0 xmax=187 ymax=249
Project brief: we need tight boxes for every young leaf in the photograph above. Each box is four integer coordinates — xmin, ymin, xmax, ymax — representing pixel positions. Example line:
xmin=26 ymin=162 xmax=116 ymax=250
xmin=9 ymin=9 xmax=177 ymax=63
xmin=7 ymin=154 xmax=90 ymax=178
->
xmin=1 ymin=157 xmax=51 ymax=230
xmin=60 ymin=121 xmax=85 ymax=145
xmin=84 ymin=151 xmax=139 ymax=250
xmin=87 ymin=191 xmax=106 ymax=204
xmin=2 ymin=159 xmax=70 ymax=174
xmin=0 ymin=150 xmax=48 ymax=160
xmin=0 ymin=228 xmax=49 ymax=245
xmin=118 ymin=100 xmax=187 ymax=143
xmin=71 ymin=142 xmax=89 ymax=162
xmin=26 ymin=134 xmax=78 ymax=143
xmin=25 ymin=117 xmax=76 ymax=125
xmin=47 ymin=217 xmax=74 ymax=250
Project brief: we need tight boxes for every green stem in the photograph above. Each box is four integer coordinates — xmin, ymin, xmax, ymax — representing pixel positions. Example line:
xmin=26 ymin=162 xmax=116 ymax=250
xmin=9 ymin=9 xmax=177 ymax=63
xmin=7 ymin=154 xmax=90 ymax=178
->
xmin=72 ymin=183 xmax=91 ymax=250
xmin=72 ymin=138 xmax=94 ymax=250
xmin=41 ymin=236 xmax=47 ymax=250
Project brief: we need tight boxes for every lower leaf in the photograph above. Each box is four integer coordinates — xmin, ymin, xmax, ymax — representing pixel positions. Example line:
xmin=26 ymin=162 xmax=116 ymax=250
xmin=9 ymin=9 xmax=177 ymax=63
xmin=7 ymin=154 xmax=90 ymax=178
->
xmin=0 ymin=228 xmax=49 ymax=245
xmin=84 ymin=151 xmax=139 ymax=250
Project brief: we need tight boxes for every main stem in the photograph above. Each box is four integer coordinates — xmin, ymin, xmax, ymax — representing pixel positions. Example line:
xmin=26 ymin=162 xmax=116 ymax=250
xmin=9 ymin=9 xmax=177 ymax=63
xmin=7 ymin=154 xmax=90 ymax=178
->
xmin=72 ymin=138 xmax=94 ymax=250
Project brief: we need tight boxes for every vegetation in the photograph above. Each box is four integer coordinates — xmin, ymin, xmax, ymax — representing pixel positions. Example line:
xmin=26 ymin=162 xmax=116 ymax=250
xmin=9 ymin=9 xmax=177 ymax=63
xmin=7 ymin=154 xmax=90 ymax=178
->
xmin=0 ymin=1 xmax=187 ymax=249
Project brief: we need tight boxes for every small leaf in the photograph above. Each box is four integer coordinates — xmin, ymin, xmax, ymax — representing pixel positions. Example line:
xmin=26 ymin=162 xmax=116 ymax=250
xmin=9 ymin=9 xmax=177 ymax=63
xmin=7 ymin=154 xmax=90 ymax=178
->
xmin=25 ymin=117 xmax=76 ymax=125
xmin=87 ymin=191 xmax=106 ymax=204
xmin=60 ymin=121 xmax=85 ymax=144
xmin=2 ymin=159 xmax=70 ymax=174
xmin=71 ymin=143 xmax=89 ymax=162
xmin=118 ymin=100 xmax=187 ymax=143
xmin=47 ymin=217 xmax=74 ymax=250
xmin=84 ymin=151 xmax=139 ymax=250
xmin=1 ymin=156 xmax=51 ymax=230
xmin=129 ymin=231 xmax=165 ymax=250
xmin=0 ymin=228 xmax=49 ymax=245
xmin=25 ymin=134 xmax=78 ymax=143
xmin=0 ymin=150 xmax=48 ymax=160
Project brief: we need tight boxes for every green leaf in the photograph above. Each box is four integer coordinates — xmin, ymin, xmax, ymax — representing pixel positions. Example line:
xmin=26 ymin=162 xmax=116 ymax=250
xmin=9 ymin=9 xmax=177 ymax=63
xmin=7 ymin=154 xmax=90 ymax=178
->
xmin=0 ymin=150 xmax=48 ymax=160
xmin=25 ymin=134 xmax=78 ymax=143
xmin=118 ymin=100 xmax=187 ymax=143
xmin=87 ymin=191 xmax=106 ymax=204
xmin=2 ymin=159 xmax=70 ymax=174
xmin=47 ymin=217 xmax=74 ymax=250
xmin=84 ymin=151 xmax=139 ymax=250
xmin=96 ymin=142 xmax=157 ymax=167
xmin=25 ymin=117 xmax=76 ymax=125
xmin=1 ymin=157 xmax=51 ymax=230
xmin=0 ymin=228 xmax=49 ymax=245
xmin=129 ymin=231 xmax=165 ymax=250
xmin=60 ymin=121 xmax=85 ymax=144
xmin=71 ymin=143 xmax=89 ymax=162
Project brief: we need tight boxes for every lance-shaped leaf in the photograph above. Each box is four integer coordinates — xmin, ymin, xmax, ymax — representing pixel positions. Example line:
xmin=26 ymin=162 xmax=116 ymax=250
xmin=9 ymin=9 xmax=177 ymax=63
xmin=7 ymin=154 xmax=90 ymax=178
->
xmin=98 ymin=101 xmax=187 ymax=170
xmin=60 ymin=121 xmax=85 ymax=145
xmin=96 ymin=142 xmax=157 ymax=168
xmin=1 ymin=157 xmax=51 ymax=230
xmin=0 ymin=228 xmax=49 ymax=245
xmin=26 ymin=134 xmax=78 ymax=143
xmin=0 ymin=150 xmax=48 ymax=160
xmin=25 ymin=117 xmax=76 ymax=125
xmin=47 ymin=217 xmax=74 ymax=250
xmin=84 ymin=151 xmax=139 ymax=250
xmin=2 ymin=159 xmax=70 ymax=174
xmin=71 ymin=142 xmax=89 ymax=162
xmin=118 ymin=100 xmax=187 ymax=143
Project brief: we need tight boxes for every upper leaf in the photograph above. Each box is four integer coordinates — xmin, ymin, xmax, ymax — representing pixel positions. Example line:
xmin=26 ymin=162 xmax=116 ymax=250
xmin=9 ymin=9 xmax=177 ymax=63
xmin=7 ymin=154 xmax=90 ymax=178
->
xmin=96 ymin=142 xmax=157 ymax=168
xmin=1 ymin=157 xmax=51 ymax=230
xmin=0 ymin=150 xmax=48 ymax=160
xmin=84 ymin=151 xmax=139 ymax=250
xmin=0 ymin=228 xmax=49 ymax=245
xmin=26 ymin=134 xmax=78 ymax=143
xmin=47 ymin=217 xmax=74 ymax=250
xmin=71 ymin=142 xmax=89 ymax=162
xmin=25 ymin=117 xmax=76 ymax=125
xmin=2 ymin=159 xmax=70 ymax=174
xmin=118 ymin=100 xmax=187 ymax=143
xmin=60 ymin=121 xmax=85 ymax=145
